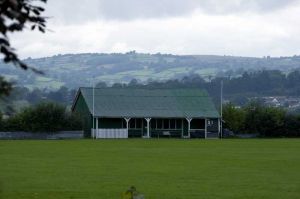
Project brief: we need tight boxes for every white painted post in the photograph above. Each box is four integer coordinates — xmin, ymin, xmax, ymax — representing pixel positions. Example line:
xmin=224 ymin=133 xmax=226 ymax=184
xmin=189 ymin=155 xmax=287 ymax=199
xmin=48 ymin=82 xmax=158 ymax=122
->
xmin=124 ymin=118 xmax=131 ymax=136
xmin=186 ymin=118 xmax=192 ymax=138
xmin=205 ymin=118 xmax=207 ymax=139
xmin=145 ymin=118 xmax=151 ymax=138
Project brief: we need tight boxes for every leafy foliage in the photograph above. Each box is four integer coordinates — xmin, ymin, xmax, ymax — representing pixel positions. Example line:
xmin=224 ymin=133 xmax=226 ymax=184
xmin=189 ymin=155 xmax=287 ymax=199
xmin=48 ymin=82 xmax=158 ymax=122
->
xmin=223 ymin=102 xmax=299 ymax=137
xmin=1 ymin=102 xmax=82 ymax=132
xmin=0 ymin=0 xmax=47 ymax=96
xmin=0 ymin=110 xmax=3 ymax=128
xmin=222 ymin=103 xmax=245 ymax=133
xmin=284 ymin=114 xmax=300 ymax=137
xmin=243 ymin=102 xmax=286 ymax=136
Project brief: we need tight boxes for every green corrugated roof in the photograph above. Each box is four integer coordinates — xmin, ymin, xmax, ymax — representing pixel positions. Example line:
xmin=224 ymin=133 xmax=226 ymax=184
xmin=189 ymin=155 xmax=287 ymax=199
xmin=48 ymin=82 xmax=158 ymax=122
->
xmin=75 ymin=87 xmax=220 ymax=118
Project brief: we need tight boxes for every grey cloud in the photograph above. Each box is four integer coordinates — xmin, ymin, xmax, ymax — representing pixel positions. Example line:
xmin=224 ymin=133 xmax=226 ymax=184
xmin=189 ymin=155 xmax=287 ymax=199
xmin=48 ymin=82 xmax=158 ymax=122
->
xmin=198 ymin=0 xmax=299 ymax=14
xmin=99 ymin=0 xmax=299 ymax=19
xmin=45 ymin=0 xmax=299 ymax=23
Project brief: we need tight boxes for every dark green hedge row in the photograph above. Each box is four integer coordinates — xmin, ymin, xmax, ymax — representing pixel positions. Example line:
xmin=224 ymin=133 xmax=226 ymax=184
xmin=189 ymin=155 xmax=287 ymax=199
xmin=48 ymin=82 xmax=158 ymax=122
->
xmin=0 ymin=102 xmax=82 ymax=132
xmin=223 ymin=102 xmax=300 ymax=137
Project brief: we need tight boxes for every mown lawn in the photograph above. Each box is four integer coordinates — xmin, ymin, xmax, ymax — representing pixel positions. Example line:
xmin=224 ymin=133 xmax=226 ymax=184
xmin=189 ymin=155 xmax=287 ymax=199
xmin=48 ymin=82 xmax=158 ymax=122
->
xmin=0 ymin=139 xmax=299 ymax=199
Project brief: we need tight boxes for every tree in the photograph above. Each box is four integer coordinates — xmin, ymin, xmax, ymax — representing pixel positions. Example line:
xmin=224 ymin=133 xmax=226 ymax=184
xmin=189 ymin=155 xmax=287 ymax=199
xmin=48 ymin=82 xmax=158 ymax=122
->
xmin=47 ymin=86 xmax=69 ymax=104
xmin=222 ymin=103 xmax=245 ymax=133
xmin=26 ymin=88 xmax=43 ymax=104
xmin=96 ymin=81 xmax=107 ymax=88
xmin=258 ymin=107 xmax=285 ymax=137
xmin=18 ymin=102 xmax=65 ymax=132
xmin=2 ymin=102 xmax=83 ymax=132
xmin=0 ymin=0 xmax=47 ymax=96
xmin=0 ymin=111 xmax=3 ymax=130
xmin=243 ymin=101 xmax=264 ymax=134
xmin=243 ymin=101 xmax=285 ymax=136
xmin=112 ymin=83 xmax=124 ymax=88
xmin=128 ymin=78 xmax=138 ymax=87
xmin=284 ymin=114 xmax=300 ymax=137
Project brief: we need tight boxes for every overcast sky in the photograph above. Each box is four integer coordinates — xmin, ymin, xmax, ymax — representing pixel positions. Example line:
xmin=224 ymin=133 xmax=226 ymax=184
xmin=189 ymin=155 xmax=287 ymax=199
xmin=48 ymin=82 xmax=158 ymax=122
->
xmin=11 ymin=0 xmax=300 ymax=58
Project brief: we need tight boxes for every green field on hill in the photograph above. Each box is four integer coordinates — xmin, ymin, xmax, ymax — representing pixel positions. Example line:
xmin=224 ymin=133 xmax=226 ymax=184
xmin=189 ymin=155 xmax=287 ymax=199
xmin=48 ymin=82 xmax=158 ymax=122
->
xmin=0 ymin=139 xmax=299 ymax=199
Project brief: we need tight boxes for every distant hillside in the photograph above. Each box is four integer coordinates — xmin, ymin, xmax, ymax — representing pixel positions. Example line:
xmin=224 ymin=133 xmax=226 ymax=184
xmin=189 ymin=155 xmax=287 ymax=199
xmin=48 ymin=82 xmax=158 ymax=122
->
xmin=1 ymin=52 xmax=300 ymax=90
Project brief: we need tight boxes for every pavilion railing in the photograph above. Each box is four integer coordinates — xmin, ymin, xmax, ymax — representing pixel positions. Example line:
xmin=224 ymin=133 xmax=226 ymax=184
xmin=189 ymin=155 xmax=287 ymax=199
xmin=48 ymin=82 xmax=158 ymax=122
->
xmin=92 ymin=128 xmax=128 ymax=139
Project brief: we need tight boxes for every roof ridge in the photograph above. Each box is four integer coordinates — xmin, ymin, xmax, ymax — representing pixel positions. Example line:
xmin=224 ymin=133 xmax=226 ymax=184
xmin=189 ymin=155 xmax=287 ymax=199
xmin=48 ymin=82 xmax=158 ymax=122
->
xmin=83 ymin=95 xmax=209 ymax=97
xmin=80 ymin=87 xmax=205 ymax=90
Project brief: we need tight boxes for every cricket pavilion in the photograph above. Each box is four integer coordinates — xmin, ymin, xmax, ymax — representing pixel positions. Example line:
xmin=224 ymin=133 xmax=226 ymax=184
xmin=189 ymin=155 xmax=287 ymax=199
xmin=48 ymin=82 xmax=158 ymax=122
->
xmin=71 ymin=87 xmax=221 ymax=139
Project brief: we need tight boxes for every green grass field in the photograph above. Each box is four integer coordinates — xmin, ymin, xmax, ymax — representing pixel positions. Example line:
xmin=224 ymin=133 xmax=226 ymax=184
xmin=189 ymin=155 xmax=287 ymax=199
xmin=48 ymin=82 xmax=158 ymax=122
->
xmin=0 ymin=139 xmax=299 ymax=199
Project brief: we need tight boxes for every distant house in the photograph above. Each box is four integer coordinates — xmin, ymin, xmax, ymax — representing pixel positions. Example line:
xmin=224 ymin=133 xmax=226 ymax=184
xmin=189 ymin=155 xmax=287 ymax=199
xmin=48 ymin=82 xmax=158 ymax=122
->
xmin=71 ymin=88 xmax=221 ymax=139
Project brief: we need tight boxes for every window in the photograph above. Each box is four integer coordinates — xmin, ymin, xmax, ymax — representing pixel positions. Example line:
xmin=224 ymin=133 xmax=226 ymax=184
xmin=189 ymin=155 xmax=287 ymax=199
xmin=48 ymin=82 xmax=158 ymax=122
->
xmin=170 ymin=119 xmax=176 ymax=129
xmin=190 ymin=119 xmax=205 ymax=129
xmin=136 ymin=119 xmax=142 ymax=128
xmin=163 ymin=119 xmax=170 ymax=129
xmin=149 ymin=118 xmax=183 ymax=130
xmin=129 ymin=119 xmax=136 ymax=129
xmin=129 ymin=118 xmax=143 ymax=129
xmin=157 ymin=119 xmax=162 ymax=129
xmin=151 ymin=119 xmax=156 ymax=129
xmin=122 ymin=120 xmax=126 ymax=128
xmin=176 ymin=119 xmax=182 ymax=129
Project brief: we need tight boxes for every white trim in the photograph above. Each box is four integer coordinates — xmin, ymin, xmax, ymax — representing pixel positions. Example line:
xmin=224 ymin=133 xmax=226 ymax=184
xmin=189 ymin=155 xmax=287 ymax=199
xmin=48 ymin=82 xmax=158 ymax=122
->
xmin=124 ymin=118 xmax=131 ymax=131
xmin=186 ymin=118 xmax=192 ymax=138
xmin=145 ymin=118 xmax=151 ymax=138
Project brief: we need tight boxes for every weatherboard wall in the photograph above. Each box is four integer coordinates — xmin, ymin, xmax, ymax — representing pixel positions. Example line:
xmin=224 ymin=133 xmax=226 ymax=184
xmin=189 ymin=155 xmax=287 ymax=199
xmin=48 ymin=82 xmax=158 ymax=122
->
xmin=207 ymin=118 xmax=219 ymax=132
xmin=72 ymin=92 xmax=93 ymax=137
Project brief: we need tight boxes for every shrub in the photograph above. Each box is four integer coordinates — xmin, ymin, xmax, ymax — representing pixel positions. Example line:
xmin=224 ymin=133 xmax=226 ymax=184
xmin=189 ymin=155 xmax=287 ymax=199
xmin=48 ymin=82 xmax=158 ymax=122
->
xmin=223 ymin=103 xmax=246 ymax=133
xmin=18 ymin=103 xmax=66 ymax=132
xmin=0 ymin=111 xmax=3 ymax=130
xmin=284 ymin=114 xmax=300 ymax=137
xmin=2 ymin=102 xmax=82 ymax=132
xmin=64 ymin=112 xmax=83 ymax=131
xmin=223 ymin=101 xmax=295 ymax=137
